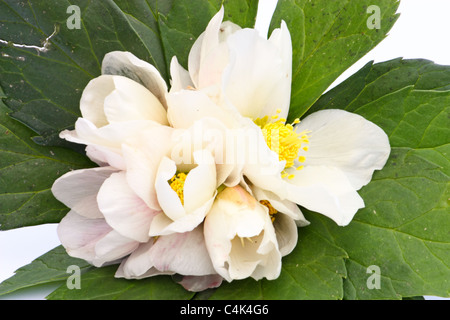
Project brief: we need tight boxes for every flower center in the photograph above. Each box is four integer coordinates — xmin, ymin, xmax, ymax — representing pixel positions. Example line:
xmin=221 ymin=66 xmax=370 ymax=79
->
xmin=260 ymin=200 xmax=277 ymax=222
xmin=169 ymin=172 xmax=187 ymax=205
xmin=255 ymin=109 xmax=310 ymax=179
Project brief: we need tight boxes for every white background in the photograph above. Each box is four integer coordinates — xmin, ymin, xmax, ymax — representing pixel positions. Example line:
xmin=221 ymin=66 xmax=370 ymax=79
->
xmin=1 ymin=0 xmax=449 ymax=299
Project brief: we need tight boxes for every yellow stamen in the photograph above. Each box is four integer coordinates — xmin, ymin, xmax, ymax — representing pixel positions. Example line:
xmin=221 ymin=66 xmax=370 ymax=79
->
xmin=260 ymin=200 xmax=278 ymax=222
xmin=255 ymin=114 xmax=310 ymax=179
xmin=169 ymin=172 xmax=187 ymax=205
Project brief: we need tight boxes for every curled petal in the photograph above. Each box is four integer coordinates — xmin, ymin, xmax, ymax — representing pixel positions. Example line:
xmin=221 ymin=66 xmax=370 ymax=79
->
xmin=102 ymin=51 xmax=168 ymax=108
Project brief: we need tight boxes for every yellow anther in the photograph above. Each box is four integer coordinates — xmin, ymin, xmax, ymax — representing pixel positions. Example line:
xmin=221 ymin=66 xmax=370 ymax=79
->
xmin=169 ymin=172 xmax=187 ymax=205
xmin=260 ymin=200 xmax=278 ymax=222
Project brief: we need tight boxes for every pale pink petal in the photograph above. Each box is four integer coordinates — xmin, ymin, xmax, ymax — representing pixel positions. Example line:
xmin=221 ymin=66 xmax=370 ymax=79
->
xmin=93 ymin=230 xmax=139 ymax=267
xmin=52 ymin=167 xmax=117 ymax=219
xmin=57 ymin=210 xmax=112 ymax=264
xmin=177 ymin=275 xmax=223 ymax=292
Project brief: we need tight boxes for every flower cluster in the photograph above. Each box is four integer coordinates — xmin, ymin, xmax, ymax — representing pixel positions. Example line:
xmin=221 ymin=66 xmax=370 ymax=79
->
xmin=52 ymin=8 xmax=390 ymax=291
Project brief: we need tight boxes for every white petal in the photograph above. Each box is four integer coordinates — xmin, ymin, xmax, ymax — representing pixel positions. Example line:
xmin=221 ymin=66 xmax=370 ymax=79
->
xmin=62 ymin=117 xmax=158 ymax=151
xmin=79 ymin=75 xmax=114 ymax=127
xmin=183 ymin=150 xmax=217 ymax=213
xmin=104 ymin=75 xmax=168 ymax=125
xmin=166 ymin=89 xmax=235 ymax=129
xmin=273 ymin=213 xmax=298 ymax=256
xmin=57 ymin=210 xmax=112 ymax=263
xmin=169 ymin=56 xmax=194 ymax=92
xmin=251 ymin=185 xmax=309 ymax=225
xmin=188 ymin=7 xmax=224 ymax=88
xmin=93 ymin=230 xmax=139 ymax=267
xmin=286 ymin=165 xmax=365 ymax=226
xmin=122 ymin=125 xmax=175 ymax=210
xmin=155 ymin=157 xmax=186 ymax=221
xmin=295 ymin=109 xmax=391 ymax=190
xmin=149 ymin=196 xmax=215 ymax=236
xmin=222 ymin=27 xmax=292 ymax=120
xmin=97 ymin=172 xmax=159 ymax=242
xmin=52 ymin=167 xmax=117 ymax=219
xmin=102 ymin=51 xmax=168 ymax=108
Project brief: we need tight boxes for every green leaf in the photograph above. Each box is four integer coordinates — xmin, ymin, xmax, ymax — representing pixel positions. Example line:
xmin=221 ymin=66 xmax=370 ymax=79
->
xmin=0 ymin=91 xmax=93 ymax=230
xmin=270 ymin=0 xmax=400 ymax=121
xmin=0 ymin=0 xmax=171 ymax=148
xmin=47 ymin=265 xmax=195 ymax=300
xmin=208 ymin=214 xmax=348 ymax=300
xmin=0 ymin=246 xmax=92 ymax=296
xmin=308 ymin=58 xmax=450 ymax=299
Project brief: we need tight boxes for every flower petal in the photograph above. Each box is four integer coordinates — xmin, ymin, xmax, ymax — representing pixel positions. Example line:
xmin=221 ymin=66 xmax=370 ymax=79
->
xmin=102 ymin=51 xmax=168 ymax=108
xmin=177 ymin=275 xmax=223 ymax=292
xmin=166 ymin=89 xmax=236 ymax=129
xmin=97 ymin=171 xmax=159 ymax=242
xmin=122 ymin=125 xmax=175 ymax=210
xmin=104 ymin=75 xmax=168 ymax=125
xmin=188 ymin=7 xmax=224 ymax=88
xmin=169 ymin=56 xmax=194 ymax=92
xmin=52 ymin=167 xmax=117 ymax=219
xmin=273 ymin=213 xmax=298 ymax=256
xmin=155 ymin=156 xmax=186 ymax=221
xmin=79 ymin=75 xmax=114 ymax=127
xmin=118 ymin=227 xmax=216 ymax=278
xmin=295 ymin=109 xmax=391 ymax=190
xmin=183 ymin=150 xmax=217 ymax=213
xmin=222 ymin=24 xmax=292 ymax=120
xmin=285 ymin=165 xmax=365 ymax=226
xmin=57 ymin=210 xmax=112 ymax=264
xmin=93 ymin=230 xmax=139 ymax=267
xmin=251 ymin=185 xmax=309 ymax=226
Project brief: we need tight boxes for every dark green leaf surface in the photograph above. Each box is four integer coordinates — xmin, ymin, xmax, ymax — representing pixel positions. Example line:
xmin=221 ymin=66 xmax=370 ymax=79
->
xmin=270 ymin=0 xmax=400 ymax=121
xmin=47 ymin=265 xmax=195 ymax=300
xmin=0 ymin=246 xmax=91 ymax=296
xmin=0 ymin=92 xmax=93 ymax=230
